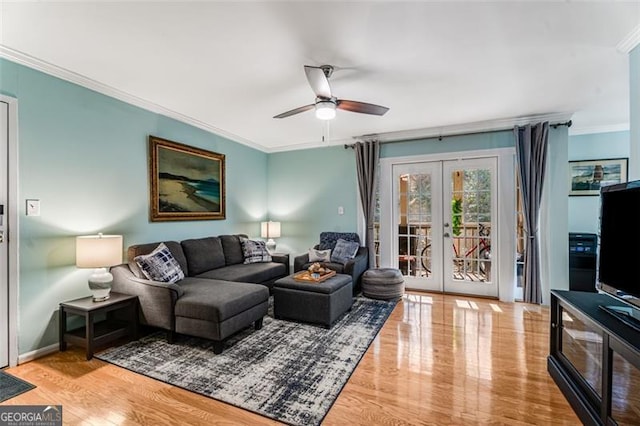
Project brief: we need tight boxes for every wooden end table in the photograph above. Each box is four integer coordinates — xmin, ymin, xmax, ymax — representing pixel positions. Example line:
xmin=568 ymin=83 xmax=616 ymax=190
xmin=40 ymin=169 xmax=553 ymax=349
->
xmin=59 ymin=292 xmax=138 ymax=360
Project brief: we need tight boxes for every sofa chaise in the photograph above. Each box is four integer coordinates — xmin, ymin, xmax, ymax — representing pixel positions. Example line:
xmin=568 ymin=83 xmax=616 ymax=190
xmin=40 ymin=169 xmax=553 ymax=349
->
xmin=111 ymin=234 xmax=289 ymax=353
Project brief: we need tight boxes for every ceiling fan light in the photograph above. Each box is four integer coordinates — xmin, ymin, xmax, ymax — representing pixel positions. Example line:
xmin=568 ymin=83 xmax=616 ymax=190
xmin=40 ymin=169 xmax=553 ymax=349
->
xmin=315 ymin=101 xmax=336 ymax=120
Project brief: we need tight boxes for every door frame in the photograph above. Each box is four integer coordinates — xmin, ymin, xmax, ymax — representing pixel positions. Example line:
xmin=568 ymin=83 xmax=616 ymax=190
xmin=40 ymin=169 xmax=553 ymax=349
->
xmin=1 ymin=95 xmax=19 ymax=367
xmin=379 ymin=147 xmax=517 ymax=302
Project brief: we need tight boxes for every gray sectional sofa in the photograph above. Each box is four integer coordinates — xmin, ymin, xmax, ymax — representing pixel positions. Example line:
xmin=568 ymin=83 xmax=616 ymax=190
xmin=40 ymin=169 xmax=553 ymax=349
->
xmin=110 ymin=234 xmax=289 ymax=353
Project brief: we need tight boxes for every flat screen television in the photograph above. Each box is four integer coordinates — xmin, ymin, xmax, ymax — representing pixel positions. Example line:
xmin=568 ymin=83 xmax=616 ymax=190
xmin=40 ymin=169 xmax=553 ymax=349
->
xmin=598 ymin=180 xmax=640 ymax=331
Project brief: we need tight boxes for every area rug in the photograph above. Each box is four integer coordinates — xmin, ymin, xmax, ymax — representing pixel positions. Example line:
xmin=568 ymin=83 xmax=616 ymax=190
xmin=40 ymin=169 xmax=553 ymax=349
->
xmin=96 ymin=297 xmax=396 ymax=425
xmin=0 ymin=370 xmax=36 ymax=402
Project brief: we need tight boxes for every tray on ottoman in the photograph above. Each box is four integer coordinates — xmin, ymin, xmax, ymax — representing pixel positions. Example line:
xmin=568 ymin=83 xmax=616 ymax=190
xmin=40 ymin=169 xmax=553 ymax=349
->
xmin=273 ymin=273 xmax=352 ymax=328
xmin=293 ymin=270 xmax=336 ymax=283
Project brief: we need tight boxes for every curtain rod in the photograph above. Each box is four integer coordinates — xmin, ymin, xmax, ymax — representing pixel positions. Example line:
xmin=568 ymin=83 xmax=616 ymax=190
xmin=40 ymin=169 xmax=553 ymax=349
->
xmin=344 ymin=120 xmax=573 ymax=149
xmin=550 ymin=120 xmax=572 ymax=129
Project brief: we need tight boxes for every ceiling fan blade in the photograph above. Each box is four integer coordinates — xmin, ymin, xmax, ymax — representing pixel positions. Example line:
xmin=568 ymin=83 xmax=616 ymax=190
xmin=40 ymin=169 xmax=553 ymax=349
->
xmin=273 ymin=104 xmax=315 ymax=119
xmin=304 ymin=65 xmax=332 ymax=99
xmin=336 ymin=99 xmax=389 ymax=116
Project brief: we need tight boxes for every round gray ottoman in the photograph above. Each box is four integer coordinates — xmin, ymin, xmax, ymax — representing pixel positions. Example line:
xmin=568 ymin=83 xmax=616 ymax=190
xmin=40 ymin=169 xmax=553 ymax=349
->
xmin=362 ymin=268 xmax=404 ymax=300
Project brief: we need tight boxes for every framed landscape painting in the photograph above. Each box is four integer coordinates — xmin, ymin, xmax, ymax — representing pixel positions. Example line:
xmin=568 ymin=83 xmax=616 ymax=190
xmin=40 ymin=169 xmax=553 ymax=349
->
xmin=569 ymin=158 xmax=628 ymax=196
xmin=149 ymin=136 xmax=225 ymax=221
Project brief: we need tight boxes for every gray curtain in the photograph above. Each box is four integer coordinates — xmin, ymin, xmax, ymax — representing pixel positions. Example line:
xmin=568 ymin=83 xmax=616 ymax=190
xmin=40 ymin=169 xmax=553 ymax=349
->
xmin=354 ymin=140 xmax=380 ymax=269
xmin=514 ymin=122 xmax=549 ymax=304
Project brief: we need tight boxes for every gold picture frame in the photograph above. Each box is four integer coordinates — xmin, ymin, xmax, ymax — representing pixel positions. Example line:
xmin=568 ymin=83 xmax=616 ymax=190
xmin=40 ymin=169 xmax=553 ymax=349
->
xmin=149 ymin=136 xmax=225 ymax=221
xmin=569 ymin=157 xmax=628 ymax=196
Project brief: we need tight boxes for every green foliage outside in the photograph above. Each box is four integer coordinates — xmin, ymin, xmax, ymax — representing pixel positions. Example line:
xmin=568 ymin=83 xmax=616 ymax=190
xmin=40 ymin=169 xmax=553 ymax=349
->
xmin=463 ymin=169 xmax=491 ymax=223
xmin=451 ymin=198 xmax=462 ymax=236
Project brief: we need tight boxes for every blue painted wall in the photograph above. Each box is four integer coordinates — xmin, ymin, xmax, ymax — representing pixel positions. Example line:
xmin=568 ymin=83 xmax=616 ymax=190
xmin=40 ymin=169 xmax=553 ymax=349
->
xmin=1 ymin=58 xmax=268 ymax=354
xmin=568 ymin=131 xmax=630 ymax=234
xmin=267 ymin=146 xmax=358 ymax=254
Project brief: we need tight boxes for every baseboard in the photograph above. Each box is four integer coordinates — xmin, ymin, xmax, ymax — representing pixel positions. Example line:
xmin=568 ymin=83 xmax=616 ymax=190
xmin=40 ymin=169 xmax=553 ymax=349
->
xmin=18 ymin=343 xmax=59 ymax=364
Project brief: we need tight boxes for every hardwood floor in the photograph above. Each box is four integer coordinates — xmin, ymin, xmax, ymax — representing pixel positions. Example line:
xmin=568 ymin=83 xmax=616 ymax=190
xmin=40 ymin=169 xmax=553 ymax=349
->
xmin=2 ymin=293 xmax=579 ymax=425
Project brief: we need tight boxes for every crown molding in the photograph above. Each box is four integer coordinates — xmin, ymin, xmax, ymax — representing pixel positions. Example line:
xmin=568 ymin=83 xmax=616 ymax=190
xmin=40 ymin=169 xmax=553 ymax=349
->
xmin=617 ymin=24 xmax=640 ymax=54
xmin=568 ymin=122 xmax=629 ymax=136
xmin=268 ymin=136 xmax=354 ymax=153
xmin=354 ymin=112 xmax=574 ymax=143
xmin=0 ymin=45 xmax=269 ymax=153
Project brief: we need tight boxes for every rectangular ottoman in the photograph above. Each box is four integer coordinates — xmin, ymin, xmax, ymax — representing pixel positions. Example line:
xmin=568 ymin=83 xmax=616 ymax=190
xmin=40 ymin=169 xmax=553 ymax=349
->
xmin=273 ymin=273 xmax=353 ymax=328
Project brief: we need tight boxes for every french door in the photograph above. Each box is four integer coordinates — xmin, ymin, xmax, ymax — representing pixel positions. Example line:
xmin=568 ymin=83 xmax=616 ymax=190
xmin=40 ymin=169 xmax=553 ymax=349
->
xmin=393 ymin=161 xmax=444 ymax=292
xmin=392 ymin=157 xmax=498 ymax=298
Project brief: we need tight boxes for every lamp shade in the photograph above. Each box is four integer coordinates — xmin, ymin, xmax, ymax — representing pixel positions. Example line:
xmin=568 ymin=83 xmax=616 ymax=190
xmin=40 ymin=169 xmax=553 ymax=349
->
xmin=76 ymin=234 xmax=123 ymax=268
xmin=260 ymin=221 xmax=281 ymax=239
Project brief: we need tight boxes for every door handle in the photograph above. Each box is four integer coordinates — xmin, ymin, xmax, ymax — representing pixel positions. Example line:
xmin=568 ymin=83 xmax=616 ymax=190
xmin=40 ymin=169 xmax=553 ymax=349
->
xmin=444 ymin=232 xmax=450 ymax=238
xmin=0 ymin=231 xmax=4 ymax=243
xmin=444 ymin=223 xmax=450 ymax=227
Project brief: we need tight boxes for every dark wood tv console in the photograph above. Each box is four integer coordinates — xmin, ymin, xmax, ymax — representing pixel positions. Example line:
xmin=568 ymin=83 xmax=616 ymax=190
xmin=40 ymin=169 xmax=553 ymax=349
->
xmin=549 ymin=290 xmax=640 ymax=425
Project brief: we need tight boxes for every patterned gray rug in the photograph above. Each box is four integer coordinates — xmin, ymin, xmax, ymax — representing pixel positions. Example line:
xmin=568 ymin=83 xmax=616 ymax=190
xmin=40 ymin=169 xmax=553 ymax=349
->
xmin=0 ymin=370 xmax=36 ymax=402
xmin=96 ymin=297 xmax=396 ymax=425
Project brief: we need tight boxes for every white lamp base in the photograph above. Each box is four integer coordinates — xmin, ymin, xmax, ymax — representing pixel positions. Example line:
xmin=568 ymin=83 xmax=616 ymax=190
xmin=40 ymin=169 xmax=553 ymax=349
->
xmin=266 ymin=238 xmax=277 ymax=252
xmin=88 ymin=267 xmax=113 ymax=302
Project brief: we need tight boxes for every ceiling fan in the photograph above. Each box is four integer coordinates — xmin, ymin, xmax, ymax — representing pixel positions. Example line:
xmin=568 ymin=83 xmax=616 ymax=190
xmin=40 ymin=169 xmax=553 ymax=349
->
xmin=273 ymin=65 xmax=389 ymax=120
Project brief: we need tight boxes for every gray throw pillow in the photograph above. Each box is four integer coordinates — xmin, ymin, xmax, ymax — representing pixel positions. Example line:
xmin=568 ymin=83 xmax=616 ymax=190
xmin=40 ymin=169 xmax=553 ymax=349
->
xmin=241 ymin=238 xmax=272 ymax=264
xmin=134 ymin=242 xmax=185 ymax=283
xmin=330 ymin=238 xmax=360 ymax=264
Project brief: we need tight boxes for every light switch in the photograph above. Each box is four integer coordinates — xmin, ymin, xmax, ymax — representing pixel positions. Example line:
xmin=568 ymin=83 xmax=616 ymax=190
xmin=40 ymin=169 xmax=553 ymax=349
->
xmin=338 ymin=206 xmax=344 ymax=215
xmin=26 ymin=199 xmax=40 ymax=216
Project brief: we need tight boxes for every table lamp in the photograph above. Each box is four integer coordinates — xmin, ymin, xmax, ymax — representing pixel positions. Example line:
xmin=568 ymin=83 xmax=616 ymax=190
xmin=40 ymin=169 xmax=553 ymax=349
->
xmin=260 ymin=221 xmax=281 ymax=252
xmin=76 ymin=233 xmax=123 ymax=302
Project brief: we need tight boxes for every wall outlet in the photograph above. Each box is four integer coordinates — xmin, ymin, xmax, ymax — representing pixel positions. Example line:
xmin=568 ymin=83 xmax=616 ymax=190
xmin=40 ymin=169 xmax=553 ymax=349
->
xmin=338 ymin=206 xmax=344 ymax=215
xmin=26 ymin=199 xmax=40 ymax=216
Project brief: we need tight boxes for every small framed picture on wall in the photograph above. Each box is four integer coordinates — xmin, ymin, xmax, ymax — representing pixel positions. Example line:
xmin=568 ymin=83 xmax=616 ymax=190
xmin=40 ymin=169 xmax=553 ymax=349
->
xmin=568 ymin=157 xmax=628 ymax=196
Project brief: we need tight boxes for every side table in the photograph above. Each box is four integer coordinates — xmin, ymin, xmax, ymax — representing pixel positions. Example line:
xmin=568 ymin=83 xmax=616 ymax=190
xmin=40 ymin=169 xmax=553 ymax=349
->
xmin=59 ymin=292 xmax=138 ymax=360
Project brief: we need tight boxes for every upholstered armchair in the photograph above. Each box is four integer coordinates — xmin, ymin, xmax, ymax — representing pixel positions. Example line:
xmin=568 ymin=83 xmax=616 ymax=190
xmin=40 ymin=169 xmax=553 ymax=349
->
xmin=293 ymin=232 xmax=369 ymax=294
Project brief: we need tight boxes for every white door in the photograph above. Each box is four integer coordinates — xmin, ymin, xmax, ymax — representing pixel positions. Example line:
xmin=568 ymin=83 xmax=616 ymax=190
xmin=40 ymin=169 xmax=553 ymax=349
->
xmin=392 ymin=162 xmax=443 ymax=292
xmin=392 ymin=157 xmax=498 ymax=298
xmin=0 ymin=100 xmax=8 ymax=368
xmin=442 ymin=158 xmax=498 ymax=297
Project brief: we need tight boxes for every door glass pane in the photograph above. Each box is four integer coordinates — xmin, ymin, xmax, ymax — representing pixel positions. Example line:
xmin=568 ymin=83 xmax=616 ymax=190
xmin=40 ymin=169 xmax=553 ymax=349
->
xmin=560 ymin=307 xmax=602 ymax=396
xmin=398 ymin=173 xmax=432 ymax=277
xmin=611 ymin=351 xmax=640 ymax=425
xmin=450 ymin=168 xmax=492 ymax=282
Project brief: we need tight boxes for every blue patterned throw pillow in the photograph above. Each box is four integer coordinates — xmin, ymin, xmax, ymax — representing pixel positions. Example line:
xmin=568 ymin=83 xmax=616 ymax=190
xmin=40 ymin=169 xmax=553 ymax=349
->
xmin=134 ymin=242 xmax=185 ymax=283
xmin=330 ymin=238 xmax=360 ymax=264
xmin=242 ymin=238 xmax=272 ymax=264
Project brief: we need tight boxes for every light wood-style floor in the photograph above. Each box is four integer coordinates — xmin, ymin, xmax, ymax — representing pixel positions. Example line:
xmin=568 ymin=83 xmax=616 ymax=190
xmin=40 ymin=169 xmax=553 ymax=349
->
xmin=2 ymin=292 xmax=579 ymax=425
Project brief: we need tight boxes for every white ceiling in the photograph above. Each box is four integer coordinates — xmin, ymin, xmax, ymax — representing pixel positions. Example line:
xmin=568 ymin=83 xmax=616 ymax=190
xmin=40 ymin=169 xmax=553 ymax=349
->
xmin=1 ymin=2 xmax=639 ymax=152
